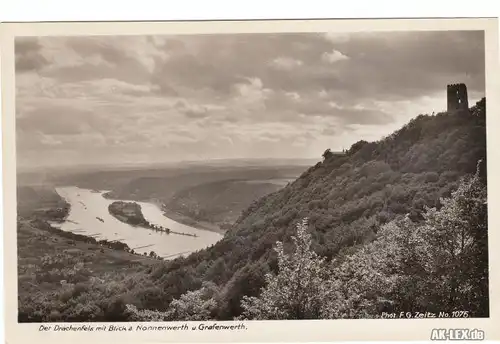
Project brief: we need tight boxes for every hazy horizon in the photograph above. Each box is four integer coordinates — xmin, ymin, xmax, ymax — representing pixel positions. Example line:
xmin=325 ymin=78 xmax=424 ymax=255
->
xmin=15 ymin=31 xmax=485 ymax=169
xmin=16 ymin=157 xmax=321 ymax=174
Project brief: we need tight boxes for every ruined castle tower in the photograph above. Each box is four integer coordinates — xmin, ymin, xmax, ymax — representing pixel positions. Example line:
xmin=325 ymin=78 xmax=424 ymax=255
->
xmin=447 ymin=83 xmax=469 ymax=113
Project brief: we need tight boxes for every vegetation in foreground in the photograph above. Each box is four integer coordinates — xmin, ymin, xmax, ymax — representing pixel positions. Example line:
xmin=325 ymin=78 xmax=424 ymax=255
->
xmin=241 ymin=165 xmax=487 ymax=319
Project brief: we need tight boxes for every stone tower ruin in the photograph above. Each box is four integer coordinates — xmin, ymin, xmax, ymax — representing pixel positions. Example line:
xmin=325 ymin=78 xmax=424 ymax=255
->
xmin=447 ymin=83 xmax=469 ymax=113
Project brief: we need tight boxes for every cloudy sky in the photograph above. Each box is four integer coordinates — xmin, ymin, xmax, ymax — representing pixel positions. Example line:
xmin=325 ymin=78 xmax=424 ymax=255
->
xmin=15 ymin=30 xmax=485 ymax=169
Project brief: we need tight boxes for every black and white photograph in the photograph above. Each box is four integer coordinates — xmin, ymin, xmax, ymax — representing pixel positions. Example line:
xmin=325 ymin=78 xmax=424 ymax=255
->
xmin=2 ymin=18 xmax=498 ymax=341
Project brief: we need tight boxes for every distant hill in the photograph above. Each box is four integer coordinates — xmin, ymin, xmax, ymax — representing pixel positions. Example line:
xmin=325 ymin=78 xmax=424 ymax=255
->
xmin=102 ymin=166 xmax=307 ymax=207
xmin=17 ymin=185 xmax=69 ymax=220
xmin=165 ymin=179 xmax=291 ymax=228
xmin=175 ymin=158 xmax=319 ymax=168
xmin=143 ymin=98 xmax=487 ymax=319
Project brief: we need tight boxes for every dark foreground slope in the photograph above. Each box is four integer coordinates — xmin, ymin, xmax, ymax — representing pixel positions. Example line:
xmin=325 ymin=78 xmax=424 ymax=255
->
xmin=141 ymin=99 xmax=487 ymax=319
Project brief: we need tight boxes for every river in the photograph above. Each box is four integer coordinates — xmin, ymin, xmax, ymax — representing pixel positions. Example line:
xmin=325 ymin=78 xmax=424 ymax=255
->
xmin=53 ymin=186 xmax=223 ymax=259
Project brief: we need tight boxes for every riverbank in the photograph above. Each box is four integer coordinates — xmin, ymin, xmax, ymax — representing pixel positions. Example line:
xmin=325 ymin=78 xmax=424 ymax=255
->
xmin=28 ymin=217 xmax=166 ymax=259
xmin=161 ymin=206 xmax=227 ymax=235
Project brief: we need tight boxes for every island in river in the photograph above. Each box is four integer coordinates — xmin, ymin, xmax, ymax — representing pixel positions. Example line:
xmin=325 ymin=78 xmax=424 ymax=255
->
xmin=107 ymin=200 xmax=198 ymax=237
xmin=108 ymin=201 xmax=149 ymax=227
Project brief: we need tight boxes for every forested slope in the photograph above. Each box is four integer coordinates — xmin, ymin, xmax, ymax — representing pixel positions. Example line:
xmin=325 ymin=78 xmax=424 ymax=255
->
xmin=165 ymin=179 xmax=286 ymax=227
xmin=138 ymin=98 xmax=486 ymax=319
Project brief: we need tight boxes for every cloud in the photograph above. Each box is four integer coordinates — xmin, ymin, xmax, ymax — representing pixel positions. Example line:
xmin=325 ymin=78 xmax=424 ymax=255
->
xmin=16 ymin=100 xmax=120 ymax=143
xmin=262 ymin=89 xmax=393 ymax=126
xmin=321 ymin=31 xmax=485 ymax=100
xmin=39 ymin=133 xmax=62 ymax=146
xmin=270 ymin=57 xmax=303 ymax=70
xmin=322 ymin=32 xmax=351 ymax=43
xmin=285 ymin=92 xmax=301 ymax=102
xmin=321 ymin=49 xmax=349 ymax=63
xmin=174 ymin=99 xmax=226 ymax=119
xmin=16 ymin=37 xmax=115 ymax=77
xmin=15 ymin=39 xmax=49 ymax=73
xmin=233 ymin=77 xmax=273 ymax=109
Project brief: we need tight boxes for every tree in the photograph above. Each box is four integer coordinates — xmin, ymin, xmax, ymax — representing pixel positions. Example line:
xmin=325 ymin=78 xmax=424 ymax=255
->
xmin=322 ymin=160 xmax=489 ymax=318
xmin=217 ymin=261 xmax=270 ymax=319
xmin=322 ymin=149 xmax=333 ymax=160
xmin=165 ymin=281 xmax=219 ymax=321
xmin=240 ymin=218 xmax=329 ymax=320
xmin=320 ymin=216 xmax=425 ymax=319
xmin=418 ymin=160 xmax=488 ymax=315
xmin=347 ymin=140 xmax=368 ymax=155
xmin=126 ymin=304 xmax=170 ymax=321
